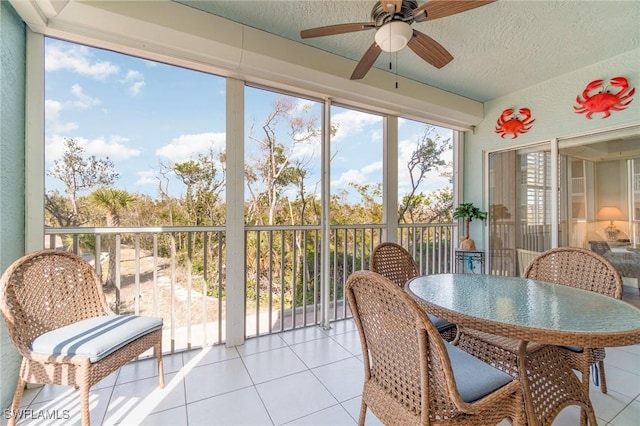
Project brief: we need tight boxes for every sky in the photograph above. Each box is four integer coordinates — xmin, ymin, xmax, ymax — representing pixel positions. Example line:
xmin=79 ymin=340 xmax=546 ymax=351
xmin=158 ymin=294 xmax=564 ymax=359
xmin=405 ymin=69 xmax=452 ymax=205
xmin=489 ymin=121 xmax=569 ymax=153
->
xmin=44 ymin=37 xmax=452 ymax=203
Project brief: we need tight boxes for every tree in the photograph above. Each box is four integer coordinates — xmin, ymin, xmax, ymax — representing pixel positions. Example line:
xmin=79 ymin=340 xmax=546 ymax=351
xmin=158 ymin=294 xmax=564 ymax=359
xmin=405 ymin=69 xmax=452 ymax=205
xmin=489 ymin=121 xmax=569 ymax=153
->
xmin=89 ymin=188 xmax=135 ymax=293
xmin=399 ymin=126 xmax=452 ymax=223
xmin=45 ymin=190 xmax=76 ymax=227
xmin=47 ymin=138 xmax=119 ymax=226
xmin=172 ymin=149 xmax=226 ymax=226
xmin=246 ymin=97 xmax=320 ymax=225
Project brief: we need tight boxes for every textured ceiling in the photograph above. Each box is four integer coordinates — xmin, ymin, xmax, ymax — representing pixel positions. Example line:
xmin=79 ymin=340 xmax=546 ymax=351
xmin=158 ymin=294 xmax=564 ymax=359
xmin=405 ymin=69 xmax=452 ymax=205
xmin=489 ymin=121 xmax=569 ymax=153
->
xmin=174 ymin=0 xmax=640 ymax=103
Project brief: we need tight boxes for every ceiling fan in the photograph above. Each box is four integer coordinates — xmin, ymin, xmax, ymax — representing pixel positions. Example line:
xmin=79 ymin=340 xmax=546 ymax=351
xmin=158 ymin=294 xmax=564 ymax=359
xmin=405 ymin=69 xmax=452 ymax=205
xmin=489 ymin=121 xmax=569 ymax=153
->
xmin=300 ymin=0 xmax=496 ymax=80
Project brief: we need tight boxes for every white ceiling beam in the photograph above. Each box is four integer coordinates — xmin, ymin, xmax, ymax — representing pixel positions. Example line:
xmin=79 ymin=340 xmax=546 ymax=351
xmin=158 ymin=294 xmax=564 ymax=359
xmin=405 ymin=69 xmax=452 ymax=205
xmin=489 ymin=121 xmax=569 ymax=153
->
xmin=10 ymin=0 xmax=483 ymax=129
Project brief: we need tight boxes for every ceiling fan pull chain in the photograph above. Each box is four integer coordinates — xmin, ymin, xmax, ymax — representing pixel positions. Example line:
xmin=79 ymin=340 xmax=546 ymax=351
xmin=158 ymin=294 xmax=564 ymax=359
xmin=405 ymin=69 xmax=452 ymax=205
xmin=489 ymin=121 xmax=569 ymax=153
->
xmin=394 ymin=52 xmax=399 ymax=89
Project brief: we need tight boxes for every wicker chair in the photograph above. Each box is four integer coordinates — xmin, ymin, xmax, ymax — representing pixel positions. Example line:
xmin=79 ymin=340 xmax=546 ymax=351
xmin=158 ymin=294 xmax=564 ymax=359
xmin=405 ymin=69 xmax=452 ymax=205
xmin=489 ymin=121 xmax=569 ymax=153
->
xmin=0 ymin=250 xmax=165 ymax=426
xmin=455 ymin=247 xmax=616 ymax=425
xmin=523 ymin=247 xmax=623 ymax=395
xmin=370 ymin=242 xmax=457 ymax=341
xmin=346 ymin=270 xmax=524 ymax=425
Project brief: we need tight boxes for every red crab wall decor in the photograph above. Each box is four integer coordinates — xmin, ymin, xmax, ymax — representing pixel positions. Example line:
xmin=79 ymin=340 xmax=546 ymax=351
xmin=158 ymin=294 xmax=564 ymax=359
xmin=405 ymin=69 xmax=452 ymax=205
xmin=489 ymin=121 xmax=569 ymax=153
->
xmin=495 ymin=108 xmax=535 ymax=139
xmin=574 ymin=76 xmax=635 ymax=119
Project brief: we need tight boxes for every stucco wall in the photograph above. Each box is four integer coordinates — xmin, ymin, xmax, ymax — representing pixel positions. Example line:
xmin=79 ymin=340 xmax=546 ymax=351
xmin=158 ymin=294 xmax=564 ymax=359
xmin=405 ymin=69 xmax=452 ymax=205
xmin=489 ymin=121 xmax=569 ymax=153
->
xmin=0 ymin=0 xmax=26 ymax=412
xmin=463 ymin=49 xmax=640 ymax=247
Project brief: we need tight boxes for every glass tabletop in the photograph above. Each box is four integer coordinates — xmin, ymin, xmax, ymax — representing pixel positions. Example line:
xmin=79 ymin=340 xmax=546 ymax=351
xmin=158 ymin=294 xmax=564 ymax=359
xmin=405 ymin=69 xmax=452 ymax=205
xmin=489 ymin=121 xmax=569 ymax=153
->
xmin=406 ymin=273 xmax=640 ymax=346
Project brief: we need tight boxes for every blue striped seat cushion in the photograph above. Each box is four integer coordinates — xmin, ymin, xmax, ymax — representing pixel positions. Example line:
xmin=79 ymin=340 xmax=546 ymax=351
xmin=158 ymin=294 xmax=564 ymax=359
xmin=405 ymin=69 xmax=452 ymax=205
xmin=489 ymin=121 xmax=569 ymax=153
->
xmin=32 ymin=315 xmax=163 ymax=363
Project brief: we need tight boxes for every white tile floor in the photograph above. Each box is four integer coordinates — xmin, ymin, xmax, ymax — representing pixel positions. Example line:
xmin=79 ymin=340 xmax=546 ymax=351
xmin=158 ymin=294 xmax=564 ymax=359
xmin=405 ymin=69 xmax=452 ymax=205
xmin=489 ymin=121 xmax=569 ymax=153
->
xmin=2 ymin=316 xmax=639 ymax=426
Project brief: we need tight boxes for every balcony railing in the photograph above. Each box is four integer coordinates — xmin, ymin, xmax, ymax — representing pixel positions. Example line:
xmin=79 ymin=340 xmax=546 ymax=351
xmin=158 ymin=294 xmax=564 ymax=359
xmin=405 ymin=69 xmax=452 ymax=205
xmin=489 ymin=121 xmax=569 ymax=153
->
xmin=44 ymin=223 xmax=455 ymax=353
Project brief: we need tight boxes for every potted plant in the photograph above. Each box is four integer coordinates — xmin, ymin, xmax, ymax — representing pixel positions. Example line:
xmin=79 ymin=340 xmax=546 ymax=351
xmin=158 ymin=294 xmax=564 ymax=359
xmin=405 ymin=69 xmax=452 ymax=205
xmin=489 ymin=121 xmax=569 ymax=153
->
xmin=453 ymin=202 xmax=487 ymax=250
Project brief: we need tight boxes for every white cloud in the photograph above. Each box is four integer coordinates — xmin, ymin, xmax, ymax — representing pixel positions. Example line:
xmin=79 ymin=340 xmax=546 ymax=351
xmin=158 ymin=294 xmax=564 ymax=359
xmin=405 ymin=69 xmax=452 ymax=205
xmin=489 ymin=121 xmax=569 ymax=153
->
xmin=369 ymin=128 xmax=382 ymax=143
xmin=122 ymin=69 xmax=145 ymax=96
xmin=156 ymin=132 xmax=226 ymax=161
xmin=123 ymin=70 xmax=143 ymax=82
xmin=331 ymin=109 xmax=382 ymax=142
xmin=83 ymin=136 xmax=141 ymax=160
xmin=45 ymin=99 xmax=63 ymax=122
xmin=361 ymin=161 xmax=382 ymax=174
xmin=45 ymin=42 xmax=119 ymax=80
xmin=70 ymin=84 xmax=101 ymax=109
xmin=291 ymin=141 xmax=320 ymax=161
xmin=331 ymin=160 xmax=382 ymax=189
xmin=332 ymin=169 xmax=368 ymax=188
xmin=45 ymin=135 xmax=71 ymax=163
xmin=129 ymin=81 xmax=146 ymax=96
xmin=45 ymin=100 xmax=78 ymax=134
xmin=46 ymin=136 xmax=141 ymax=163
xmin=136 ymin=170 xmax=157 ymax=186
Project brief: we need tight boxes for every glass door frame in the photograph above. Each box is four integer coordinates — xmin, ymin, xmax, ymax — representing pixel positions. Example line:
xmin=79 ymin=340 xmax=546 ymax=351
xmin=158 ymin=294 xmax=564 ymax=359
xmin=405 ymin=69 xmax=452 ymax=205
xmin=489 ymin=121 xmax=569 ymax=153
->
xmin=483 ymin=123 xmax=640 ymax=274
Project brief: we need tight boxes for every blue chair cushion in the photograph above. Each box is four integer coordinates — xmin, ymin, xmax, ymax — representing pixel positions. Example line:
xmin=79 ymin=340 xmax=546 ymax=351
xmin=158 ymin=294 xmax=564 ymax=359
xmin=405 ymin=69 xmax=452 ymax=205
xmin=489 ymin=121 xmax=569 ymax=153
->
xmin=562 ymin=345 xmax=584 ymax=353
xmin=445 ymin=342 xmax=514 ymax=403
xmin=32 ymin=315 xmax=163 ymax=363
xmin=428 ymin=314 xmax=454 ymax=332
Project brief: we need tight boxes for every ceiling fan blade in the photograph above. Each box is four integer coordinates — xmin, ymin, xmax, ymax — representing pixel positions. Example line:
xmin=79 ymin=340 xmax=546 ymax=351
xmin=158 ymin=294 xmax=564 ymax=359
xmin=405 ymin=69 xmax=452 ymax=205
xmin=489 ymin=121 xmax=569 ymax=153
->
xmin=407 ymin=30 xmax=453 ymax=69
xmin=413 ymin=0 xmax=496 ymax=22
xmin=350 ymin=43 xmax=382 ymax=80
xmin=300 ymin=22 xmax=375 ymax=39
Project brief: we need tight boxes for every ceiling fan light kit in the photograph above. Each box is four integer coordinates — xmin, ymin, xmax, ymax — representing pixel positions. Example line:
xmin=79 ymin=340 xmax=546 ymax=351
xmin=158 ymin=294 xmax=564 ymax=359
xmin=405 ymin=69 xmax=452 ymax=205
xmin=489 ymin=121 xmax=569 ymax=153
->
xmin=375 ymin=21 xmax=413 ymax=52
xmin=300 ymin=0 xmax=497 ymax=80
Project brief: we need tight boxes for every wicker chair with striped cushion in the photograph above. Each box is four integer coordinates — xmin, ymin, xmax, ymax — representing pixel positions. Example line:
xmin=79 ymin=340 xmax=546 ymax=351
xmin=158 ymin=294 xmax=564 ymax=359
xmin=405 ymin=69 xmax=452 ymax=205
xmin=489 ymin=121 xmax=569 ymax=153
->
xmin=346 ymin=270 xmax=524 ymax=425
xmin=370 ymin=242 xmax=457 ymax=341
xmin=0 ymin=250 xmax=165 ymax=426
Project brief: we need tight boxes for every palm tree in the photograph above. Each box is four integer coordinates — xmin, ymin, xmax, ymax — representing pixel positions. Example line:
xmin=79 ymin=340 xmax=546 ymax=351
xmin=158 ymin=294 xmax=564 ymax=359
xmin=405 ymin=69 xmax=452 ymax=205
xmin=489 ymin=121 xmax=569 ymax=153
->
xmin=453 ymin=202 xmax=487 ymax=249
xmin=89 ymin=188 xmax=135 ymax=307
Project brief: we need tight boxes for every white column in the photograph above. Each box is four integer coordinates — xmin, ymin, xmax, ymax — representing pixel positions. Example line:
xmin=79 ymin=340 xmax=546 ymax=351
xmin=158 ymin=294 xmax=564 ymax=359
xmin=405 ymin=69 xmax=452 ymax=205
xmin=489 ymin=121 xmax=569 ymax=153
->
xmin=383 ymin=116 xmax=398 ymax=242
xmin=225 ymin=78 xmax=245 ymax=347
xmin=551 ymin=138 xmax=559 ymax=248
xmin=320 ymin=99 xmax=331 ymax=330
xmin=25 ymin=29 xmax=45 ymax=253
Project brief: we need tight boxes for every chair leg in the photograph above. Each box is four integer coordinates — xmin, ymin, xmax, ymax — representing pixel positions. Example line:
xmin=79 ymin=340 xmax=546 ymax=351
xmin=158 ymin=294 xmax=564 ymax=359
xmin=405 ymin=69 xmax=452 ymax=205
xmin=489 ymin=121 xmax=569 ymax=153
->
xmin=586 ymin=405 xmax=598 ymax=426
xmin=358 ymin=400 xmax=367 ymax=426
xmin=7 ymin=377 xmax=26 ymax=426
xmin=576 ymin=362 xmax=591 ymax=426
xmin=581 ymin=363 xmax=591 ymax=396
xmin=80 ymin=383 xmax=91 ymax=426
xmin=597 ymin=360 xmax=607 ymax=394
xmin=156 ymin=343 xmax=165 ymax=388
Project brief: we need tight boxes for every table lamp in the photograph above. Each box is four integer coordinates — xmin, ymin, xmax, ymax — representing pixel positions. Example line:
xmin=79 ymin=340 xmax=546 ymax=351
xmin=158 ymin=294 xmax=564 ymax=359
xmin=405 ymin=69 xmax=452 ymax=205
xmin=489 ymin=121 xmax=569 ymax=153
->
xmin=597 ymin=206 xmax=623 ymax=242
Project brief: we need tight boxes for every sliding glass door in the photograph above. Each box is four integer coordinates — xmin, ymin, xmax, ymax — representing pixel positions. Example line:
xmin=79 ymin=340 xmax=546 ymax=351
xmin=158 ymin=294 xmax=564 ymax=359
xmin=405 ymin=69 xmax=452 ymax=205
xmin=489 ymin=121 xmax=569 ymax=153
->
xmin=487 ymin=125 xmax=640 ymax=282
xmin=488 ymin=143 xmax=553 ymax=276
xmin=559 ymin=132 xmax=640 ymax=250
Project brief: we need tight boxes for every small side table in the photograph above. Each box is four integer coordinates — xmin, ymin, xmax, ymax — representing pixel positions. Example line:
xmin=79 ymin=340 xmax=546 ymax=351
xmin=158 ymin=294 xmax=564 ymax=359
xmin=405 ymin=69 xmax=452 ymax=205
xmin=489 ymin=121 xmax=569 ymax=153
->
xmin=455 ymin=249 xmax=485 ymax=274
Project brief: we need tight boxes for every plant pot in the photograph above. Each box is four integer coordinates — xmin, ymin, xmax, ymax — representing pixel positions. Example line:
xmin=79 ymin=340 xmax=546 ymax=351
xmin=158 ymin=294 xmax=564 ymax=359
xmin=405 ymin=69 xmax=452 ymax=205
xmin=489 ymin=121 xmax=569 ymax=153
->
xmin=459 ymin=237 xmax=476 ymax=250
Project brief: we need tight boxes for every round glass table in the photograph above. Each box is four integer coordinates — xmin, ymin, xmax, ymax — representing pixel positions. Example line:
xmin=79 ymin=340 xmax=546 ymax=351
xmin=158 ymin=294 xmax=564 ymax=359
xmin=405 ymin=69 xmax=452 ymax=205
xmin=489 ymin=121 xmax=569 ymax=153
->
xmin=406 ymin=273 xmax=640 ymax=348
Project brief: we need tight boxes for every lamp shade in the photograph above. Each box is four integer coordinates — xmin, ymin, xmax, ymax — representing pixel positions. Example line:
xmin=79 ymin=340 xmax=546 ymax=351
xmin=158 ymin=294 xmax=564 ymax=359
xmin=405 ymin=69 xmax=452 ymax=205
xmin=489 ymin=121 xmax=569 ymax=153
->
xmin=374 ymin=21 xmax=413 ymax=52
xmin=596 ymin=206 xmax=623 ymax=221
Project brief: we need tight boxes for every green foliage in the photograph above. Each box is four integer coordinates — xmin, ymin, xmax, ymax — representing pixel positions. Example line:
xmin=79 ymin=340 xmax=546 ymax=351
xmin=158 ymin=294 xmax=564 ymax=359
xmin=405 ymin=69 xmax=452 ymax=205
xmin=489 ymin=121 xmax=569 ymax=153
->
xmin=453 ymin=202 xmax=487 ymax=239
xmin=453 ymin=202 xmax=487 ymax=222
xmin=45 ymin=102 xmax=454 ymax=314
